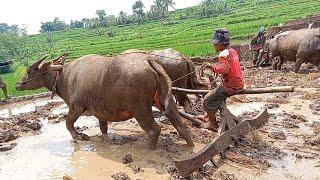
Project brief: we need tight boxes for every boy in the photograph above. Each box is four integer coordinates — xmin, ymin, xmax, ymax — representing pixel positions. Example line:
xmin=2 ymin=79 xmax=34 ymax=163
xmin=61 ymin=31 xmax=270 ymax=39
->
xmin=197 ymin=29 xmax=244 ymax=131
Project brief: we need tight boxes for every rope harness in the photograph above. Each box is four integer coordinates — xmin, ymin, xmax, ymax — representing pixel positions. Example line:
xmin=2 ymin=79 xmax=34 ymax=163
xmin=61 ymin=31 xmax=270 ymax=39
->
xmin=51 ymin=72 xmax=59 ymax=99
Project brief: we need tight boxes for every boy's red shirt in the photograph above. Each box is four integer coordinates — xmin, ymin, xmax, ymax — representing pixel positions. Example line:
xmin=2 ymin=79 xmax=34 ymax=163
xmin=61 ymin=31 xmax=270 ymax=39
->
xmin=212 ymin=48 xmax=244 ymax=95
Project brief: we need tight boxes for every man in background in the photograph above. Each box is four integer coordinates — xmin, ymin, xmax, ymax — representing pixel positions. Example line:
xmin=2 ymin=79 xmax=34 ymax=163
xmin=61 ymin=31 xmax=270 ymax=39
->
xmin=0 ymin=60 xmax=13 ymax=99
xmin=250 ymin=27 xmax=267 ymax=67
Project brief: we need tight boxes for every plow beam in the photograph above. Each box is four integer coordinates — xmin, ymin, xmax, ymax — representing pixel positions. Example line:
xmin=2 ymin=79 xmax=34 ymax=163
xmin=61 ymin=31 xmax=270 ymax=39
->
xmin=172 ymin=86 xmax=295 ymax=95
xmin=174 ymin=109 xmax=269 ymax=177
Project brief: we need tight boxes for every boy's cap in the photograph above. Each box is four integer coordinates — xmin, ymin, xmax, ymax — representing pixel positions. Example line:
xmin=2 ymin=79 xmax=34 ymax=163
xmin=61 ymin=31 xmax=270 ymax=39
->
xmin=212 ymin=29 xmax=230 ymax=45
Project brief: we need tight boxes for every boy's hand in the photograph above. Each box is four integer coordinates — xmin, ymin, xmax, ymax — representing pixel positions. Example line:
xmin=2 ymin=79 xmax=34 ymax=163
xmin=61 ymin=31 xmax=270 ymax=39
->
xmin=204 ymin=62 xmax=212 ymax=68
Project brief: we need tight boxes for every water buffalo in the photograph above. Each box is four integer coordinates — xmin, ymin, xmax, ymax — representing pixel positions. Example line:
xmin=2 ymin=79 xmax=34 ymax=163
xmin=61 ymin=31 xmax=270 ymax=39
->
xmin=15 ymin=54 xmax=194 ymax=149
xmin=122 ymin=49 xmax=206 ymax=113
xmin=266 ymin=28 xmax=320 ymax=72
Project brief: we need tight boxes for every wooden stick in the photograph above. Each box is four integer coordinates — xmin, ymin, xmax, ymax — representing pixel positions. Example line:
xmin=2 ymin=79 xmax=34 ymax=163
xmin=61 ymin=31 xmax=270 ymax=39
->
xmin=178 ymin=111 xmax=203 ymax=127
xmin=172 ymin=86 xmax=295 ymax=95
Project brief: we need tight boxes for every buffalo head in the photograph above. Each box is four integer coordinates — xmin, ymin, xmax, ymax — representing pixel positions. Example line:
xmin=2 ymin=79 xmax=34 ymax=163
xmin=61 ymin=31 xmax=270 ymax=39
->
xmin=15 ymin=55 xmax=65 ymax=91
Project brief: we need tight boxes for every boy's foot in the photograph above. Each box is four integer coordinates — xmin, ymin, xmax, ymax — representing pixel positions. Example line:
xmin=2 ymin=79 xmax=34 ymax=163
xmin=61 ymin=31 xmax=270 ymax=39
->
xmin=203 ymin=122 xmax=219 ymax=132
xmin=195 ymin=114 xmax=208 ymax=122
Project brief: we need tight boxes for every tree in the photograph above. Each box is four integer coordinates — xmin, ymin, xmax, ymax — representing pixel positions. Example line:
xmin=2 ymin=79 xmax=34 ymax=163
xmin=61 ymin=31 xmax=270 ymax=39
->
xmin=163 ymin=0 xmax=176 ymax=11
xmin=108 ymin=15 xmax=117 ymax=26
xmin=132 ymin=0 xmax=145 ymax=25
xmin=88 ymin=18 xmax=101 ymax=28
xmin=0 ymin=32 xmax=26 ymax=64
xmin=40 ymin=17 xmax=68 ymax=32
xmin=118 ymin=11 xmax=129 ymax=25
xmin=0 ymin=23 xmax=25 ymax=35
xmin=96 ymin=10 xmax=108 ymax=27
xmin=198 ymin=0 xmax=230 ymax=19
xmin=151 ymin=0 xmax=175 ymax=20
xmin=70 ymin=20 xmax=84 ymax=29
xmin=147 ymin=5 xmax=161 ymax=20
xmin=81 ymin=18 xmax=90 ymax=28
xmin=0 ymin=23 xmax=9 ymax=34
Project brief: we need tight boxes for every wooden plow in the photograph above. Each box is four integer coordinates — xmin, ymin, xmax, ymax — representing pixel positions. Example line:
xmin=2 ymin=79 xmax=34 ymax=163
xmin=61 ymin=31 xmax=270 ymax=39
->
xmin=172 ymin=86 xmax=295 ymax=177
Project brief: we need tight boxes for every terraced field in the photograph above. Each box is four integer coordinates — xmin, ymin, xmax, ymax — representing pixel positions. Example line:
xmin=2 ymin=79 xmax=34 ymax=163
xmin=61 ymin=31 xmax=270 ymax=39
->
xmin=1 ymin=0 xmax=320 ymax=98
xmin=24 ymin=0 xmax=320 ymax=58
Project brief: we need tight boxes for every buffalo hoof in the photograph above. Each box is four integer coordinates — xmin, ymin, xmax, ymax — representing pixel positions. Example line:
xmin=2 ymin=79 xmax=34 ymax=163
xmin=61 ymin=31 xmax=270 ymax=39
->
xmin=75 ymin=133 xmax=91 ymax=141
xmin=101 ymin=134 xmax=109 ymax=142
xmin=186 ymin=140 xmax=195 ymax=148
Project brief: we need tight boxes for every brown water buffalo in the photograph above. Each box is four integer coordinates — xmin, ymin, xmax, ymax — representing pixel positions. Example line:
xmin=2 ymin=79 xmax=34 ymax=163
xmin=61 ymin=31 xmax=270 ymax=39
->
xmin=266 ymin=28 xmax=320 ymax=72
xmin=15 ymin=53 xmax=194 ymax=149
xmin=122 ymin=49 xmax=206 ymax=113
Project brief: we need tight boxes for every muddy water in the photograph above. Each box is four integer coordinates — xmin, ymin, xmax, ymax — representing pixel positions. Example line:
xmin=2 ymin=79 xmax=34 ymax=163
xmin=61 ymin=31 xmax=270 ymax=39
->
xmin=0 ymin=91 xmax=320 ymax=180
xmin=0 ymin=97 xmax=63 ymax=118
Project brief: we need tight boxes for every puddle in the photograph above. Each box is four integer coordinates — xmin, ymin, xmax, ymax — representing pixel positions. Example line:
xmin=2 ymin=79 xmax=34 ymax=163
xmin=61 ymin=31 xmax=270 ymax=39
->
xmin=0 ymin=97 xmax=63 ymax=118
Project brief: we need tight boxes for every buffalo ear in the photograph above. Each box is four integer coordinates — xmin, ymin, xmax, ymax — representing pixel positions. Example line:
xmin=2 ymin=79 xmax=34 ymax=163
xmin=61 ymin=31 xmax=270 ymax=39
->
xmin=38 ymin=62 xmax=52 ymax=71
xmin=53 ymin=53 xmax=68 ymax=64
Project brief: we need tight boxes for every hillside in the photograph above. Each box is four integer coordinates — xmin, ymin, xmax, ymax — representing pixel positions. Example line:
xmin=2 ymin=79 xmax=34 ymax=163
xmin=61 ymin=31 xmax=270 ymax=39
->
xmin=1 ymin=0 xmax=320 ymax=98
xmin=24 ymin=0 xmax=320 ymax=58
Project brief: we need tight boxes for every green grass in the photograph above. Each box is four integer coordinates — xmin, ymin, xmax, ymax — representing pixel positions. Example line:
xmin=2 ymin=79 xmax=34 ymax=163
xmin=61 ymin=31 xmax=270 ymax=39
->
xmin=1 ymin=0 xmax=320 ymax=98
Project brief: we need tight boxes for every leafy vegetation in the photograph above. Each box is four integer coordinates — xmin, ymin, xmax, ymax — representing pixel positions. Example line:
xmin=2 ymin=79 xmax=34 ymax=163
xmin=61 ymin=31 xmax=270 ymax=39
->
xmin=0 ymin=0 xmax=319 ymax=98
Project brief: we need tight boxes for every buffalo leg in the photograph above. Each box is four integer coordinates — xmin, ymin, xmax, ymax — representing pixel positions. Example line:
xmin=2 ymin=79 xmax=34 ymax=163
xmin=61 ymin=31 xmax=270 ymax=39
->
xmin=277 ymin=56 xmax=284 ymax=71
xmin=272 ymin=57 xmax=278 ymax=70
xmin=166 ymin=96 xmax=194 ymax=147
xmin=98 ymin=119 xmax=109 ymax=140
xmin=294 ymin=56 xmax=304 ymax=73
xmin=99 ymin=119 xmax=108 ymax=134
xmin=2 ymin=87 xmax=9 ymax=99
xmin=66 ymin=107 xmax=89 ymax=141
xmin=253 ymin=51 xmax=259 ymax=65
xmin=135 ymin=105 xmax=161 ymax=150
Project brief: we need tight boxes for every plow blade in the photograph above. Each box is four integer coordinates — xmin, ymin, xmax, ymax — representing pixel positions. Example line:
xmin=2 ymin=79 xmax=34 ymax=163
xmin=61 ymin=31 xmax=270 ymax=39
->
xmin=174 ymin=109 xmax=269 ymax=177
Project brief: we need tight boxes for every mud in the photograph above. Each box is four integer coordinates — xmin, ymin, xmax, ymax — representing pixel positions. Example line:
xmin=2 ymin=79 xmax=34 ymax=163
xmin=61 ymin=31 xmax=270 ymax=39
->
xmin=0 ymin=92 xmax=51 ymax=106
xmin=0 ymin=97 xmax=65 ymax=149
xmin=0 ymin=88 xmax=319 ymax=179
xmin=231 ymin=44 xmax=252 ymax=62
xmin=0 ymin=142 xmax=16 ymax=151
xmin=123 ymin=154 xmax=133 ymax=164
xmin=111 ymin=172 xmax=131 ymax=180
xmin=268 ymin=131 xmax=286 ymax=140
xmin=1 ymin=49 xmax=320 ymax=179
